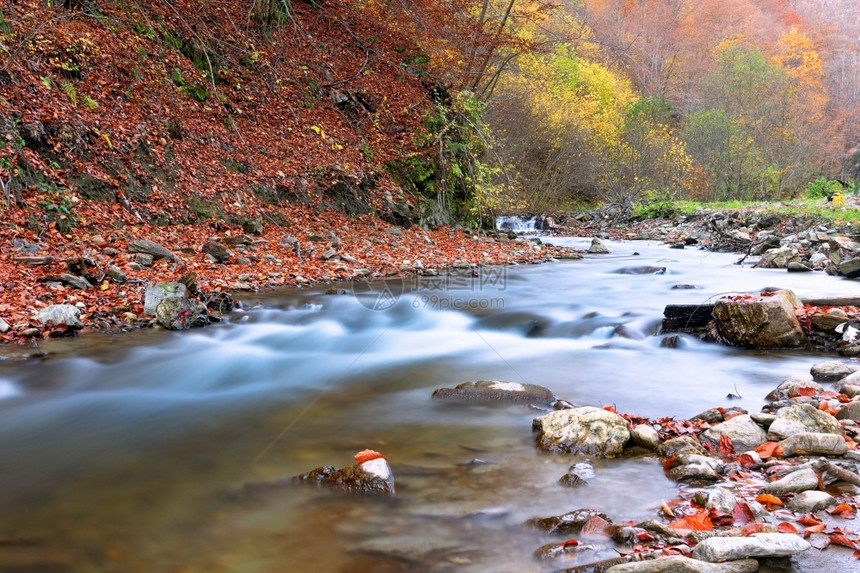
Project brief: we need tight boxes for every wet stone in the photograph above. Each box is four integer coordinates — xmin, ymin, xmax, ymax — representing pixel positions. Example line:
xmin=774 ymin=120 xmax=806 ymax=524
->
xmin=533 ymin=407 xmax=630 ymax=456
xmin=534 ymin=540 xmax=596 ymax=563
xmin=811 ymin=361 xmax=858 ymax=383
xmin=691 ymin=533 xmax=810 ymax=562
xmin=605 ymin=556 xmax=759 ymax=573
xmin=657 ymin=437 xmax=707 ymax=458
xmin=666 ymin=463 xmax=722 ymax=483
xmin=559 ymin=461 xmax=595 ymax=487
xmin=706 ymin=487 xmax=738 ymax=516
xmin=765 ymin=376 xmax=823 ymax=401
xmin=701 ymin=414 xmax=767 ymax=452
xmin=692 ymin=408 xmax=725 ymax=425
xmin=766 ymin=403 xmax=843 ymax=441
xmin=779 ymin=432 xmax=847 ymax=457
xmin=587 ymin=237 xmax=610 ymax=254
xmin=760 ymin=467 xmax=819 ymax=495
xmin=631 ymin=424 xmax=660 ymax=450
xmin=836 ymin=401 xmax=860 ymax=421
xmin=525 ymin=509 xmax=610 ymax=535
xmin=432 ymin=380 xmax=555 ymax=406
xmin=294 ymin=458 xmax=395 ymax=495
xmin=789 ymin=490 xmax=836 ymax=513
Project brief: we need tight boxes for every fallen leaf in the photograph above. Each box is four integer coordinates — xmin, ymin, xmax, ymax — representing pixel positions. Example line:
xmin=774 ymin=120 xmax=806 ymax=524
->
xmin=755 ymin=441 xmax=784 ymax=459
xmin=830 ymin=533 xmax=858 ymax=549
xmin=755 ymin=493 xmax=784 ymax=510
xmin=778 ymin=522 xmax=798 ymax=534
xmin=718 ymin=433 xmax=736 ymax=457
xmin=791 ymin=387 xmax=819 ymax=397
xmin=561 ymin=539 xmax=579 ymax=549
xmin=798 ymin=515 xmax=823 ymax=526
xmin=733 ymin=502 xmax=755 ymax=526
xmin=742 ymin=522 xmax=766 ymax=536
xmin=354 ymin=449 xmax=387 ymax=464
xmin=669 ymin=510 xmax=713 ymax=533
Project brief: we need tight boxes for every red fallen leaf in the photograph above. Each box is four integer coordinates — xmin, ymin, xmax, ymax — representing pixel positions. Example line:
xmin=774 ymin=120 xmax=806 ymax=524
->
xmin=733 ymin=502 xmax=756 ymax=525
xmin=718 ymin=434 xmax=736 ymax=456
xmin=669 ymin=510 xmax=713 ymax=532
xmin=791 ymin=387 xmax=819 ymax=397
xmin=662 ymin=546 xmax=686 ymax=556
xmin=778 ymin=522 xmax=799 ymax=534
xmin=738 ymin=453 xmax=757 ymax=468
xmin=755 ymin=441 xmax=784 ymax=459
xmin=756 ymin=493 xmax=784 ymax=510
xmin=742 ymin=523 xmax=766 ymax=536
xmin=853 ymin=549 xmax=860 ymax=558
xmin=662 ymin=455 xmax=678 ymax=470
xmin=354 ymin=449 xmax=387 ymax=464
xmin=602 ymin=405 xmax=617 ymax=413
xmin=830 ymin=533 xmax=858 ymax=549
xmin=724 ymin=412 xmax=744 ymax=421
xmin=561 ymin=539 xmax=579 ymax=549
xmin=805 ymin=524 xmax=827 ymax=534
xmin=798 ymin=515 xmax=823 ymax=526
xmin=827 ymin=502 xmax=855 ymax=516
xmin=636 ymin=531 xmax=656 ymax=542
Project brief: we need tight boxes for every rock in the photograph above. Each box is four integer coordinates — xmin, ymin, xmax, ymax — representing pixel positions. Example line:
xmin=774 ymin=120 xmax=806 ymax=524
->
xmin=222 ymin=234 xmax=253 ymax=246
xmin=812 ymin=313 xmax=850 ymax=332
xmin=779 ymin=432 xmax=848 ymax=456
xmin=789 ymin=491 xmax=836 ymax=513
xmin=839 ymin=257 xmax=860 ymax=279
xmin=432 ymin=381 xmax=555 ymax=406
xmin=587 ymin=238 xmax=611 ymax=254
xmin=837 ymin=382 xmax=860 ymax=398
xmin=765 ymin=377 xmax=824 ymax=401
xmin=12 ymin=238 xmax=41 ymax=253
xmin=202 ymin=241 xmax=233 ymax=263
xmin=320 ymin=248 xmax=338 ymax=260
xmin=34 ymin=304 xmax=83 ymax=330
xmin=840 ymin=342 xmax=860 ymax=357
xmin=144 ymin=282 xmax=189 ymax=317
xmin=295 ymin=457 xmax=395 ymax=494
xmin=766 ymin=404 xmax=843 ymax=441
xmin=657 ymin=437 xmax=707 ymax=458
xmin=385 ymin=227 xmax=402 ymax=236
xmin=10 ymin=255 xmax=54 ymax=266
xmin=128 ymin=239 xmax=181 ymax=263
xmin=711 ymin=290 xmax=806 ymax=348
xmin=606 ymin=556 xmax=759 ymax=573
xmin=134 ymin=253 xmax=154 ymax=266
xmin=631 ymin=424 xmax=660 ymax=450
xmin=701 ymin=415 xmax=767 ymax=452
xmin=811 ymin=361 xmax=858 ymax=383
xmin=107 ymin=265 xmax=127 ymax=283
xmin=706 ymin=487 xmax=738 ymax=515
xmin=155 ymin=298 xmax=209 ymax=330
xmin=0 ymin=318 xmax=8 ymax=333
xmin=559 ymin=461 xmax=595 ymax=487
xmin=617 ymin=266 xmax=666 ymax=275
xmin=760 ymin=467 xmax=819 ymax=495
xmin=667 ymin=463 xmax=722 ymax=482
xmin=692 ymin=408 xmax=725 ymax=424
xmin=60 ymin=273 xmax=93 ymax=290
xmin=526 ymin=509 xmax=610 ymax=535
xmin=692 ymin=533 xmax=810 ymax=562
xmin=533 ymin=407 xmax=630 ymax=456
xmin=787 ymin=261 xmax=813 ymax=272
xmin=837 ymin=401 xmax=860 ymax=421
xmin=756 ymin=246 xmax=799 ymax=269
xmin=750 ymin=412 xmax=776 ymax=429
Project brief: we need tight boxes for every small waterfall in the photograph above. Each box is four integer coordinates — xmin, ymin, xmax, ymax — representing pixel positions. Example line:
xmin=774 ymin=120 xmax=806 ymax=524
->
xmin=496 ymin=215 xmax=546 ymax=232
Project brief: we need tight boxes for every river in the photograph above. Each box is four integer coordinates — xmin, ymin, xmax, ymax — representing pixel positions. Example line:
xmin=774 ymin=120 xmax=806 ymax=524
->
xmin=1 ymin=237 xmax=858 ymax=572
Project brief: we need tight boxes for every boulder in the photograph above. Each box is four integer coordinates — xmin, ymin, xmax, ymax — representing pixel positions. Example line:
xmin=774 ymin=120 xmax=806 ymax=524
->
xmin=692 ymin=533 xmax=810 ymax=562
xmin=765 ymin=377 xmax=823 ymax=401
xmin=701 ymin=415 xmax=767 ymax=452
xmin=34 ymin=304 xmax=83 ymax=330
xmin=432 ymin=381 xmax=555 ymax=406
xmin=60 ymin=273 xmax=92 ymax=290
xmin=766 ymin=404 xmax=843 ymax=441
xmin=755 ymin=246 xmax=799 ymax=269
xmin=839 ymin=257 xmax=860 ymax=279
xmin=811 ymin=361 xmax=858 ymax=383
xmin=606 ymin=556 xmax=759 ymax=573
xmin=294 ymin=457 xmax=395 ymax=495
xmin=789 ymin=491 xmax=836 ymax=513
xmin=128 ymin=239 xmax=181 ymax=263
xmin=760 ymin=467 xmax=819 ymax=495
xmin=706 ymin=487 xmax=737 ymax=516
xmin=631 ymin=424 xmax=660 ymax=450
xmin=144 ymin=282 xmax=188 ymax=317
xmin=711 ymin=290 xmax=806 ymax=348
xmin=533 ymin=407 xmax=630 ymax=456
xmin=587 ymin=238 xmax=610 ymax=254
xmin=779 ymin=432 xmax=848 ymax=457
xmin=812 ymin=313 xmax=849 ymax=332
xmin=201 ymin=241 xmax=233 ymax=263
xmin=155 ymin=298 xmax=209 ymax=330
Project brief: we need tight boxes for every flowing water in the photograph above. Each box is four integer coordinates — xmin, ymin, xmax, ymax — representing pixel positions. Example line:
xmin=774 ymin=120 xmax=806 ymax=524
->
xmin=1 ymin=237 xmax=859 ymax=572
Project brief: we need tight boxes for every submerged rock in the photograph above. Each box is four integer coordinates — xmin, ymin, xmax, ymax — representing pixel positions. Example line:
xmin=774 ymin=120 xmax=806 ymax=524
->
xmin=432 ymin=380 xmax=555 ymax=406
xmin=533 ymin=407 xmax=630 ymax=456
xmin=691 ymin=533 xmax=810 ymax=562
xmin=294 ymin=456 xmax=395 ymax=495
xmin=766 ymin=403 xmax=843 ymax=441
xmin=559 ymin=462 xmax=595 ymax=487
xmin=711 ymin=290 xmax=806 ymax=348
xmin=526 ymin=508 xmax=610 ymax=535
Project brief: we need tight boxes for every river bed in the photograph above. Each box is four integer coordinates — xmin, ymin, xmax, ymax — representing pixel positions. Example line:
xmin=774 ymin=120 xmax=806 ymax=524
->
xmin=1 ymin=238 xmax=858 ymax=572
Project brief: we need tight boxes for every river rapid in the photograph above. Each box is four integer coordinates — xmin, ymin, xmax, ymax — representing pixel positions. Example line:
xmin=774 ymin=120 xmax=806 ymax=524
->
xmin=1 ymin=237 xmax=859 ymax=572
